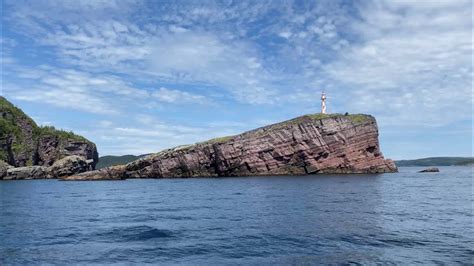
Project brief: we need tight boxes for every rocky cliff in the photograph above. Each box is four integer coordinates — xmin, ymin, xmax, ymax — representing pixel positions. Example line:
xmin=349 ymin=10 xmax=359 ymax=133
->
xmin=65 ymin=113 xmax=396 ymax=180
xmin=0 ymin=96 xmax=98 ymax=169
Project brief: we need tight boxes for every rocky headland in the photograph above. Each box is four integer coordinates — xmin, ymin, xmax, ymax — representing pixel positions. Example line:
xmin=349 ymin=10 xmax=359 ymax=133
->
xmin=0 ymin=97 xmax=98 ymax=180
xmin=65 ymin=113 xmax=397 ymax=180
xmin=1 ymin=96 xmax=397 ymax=181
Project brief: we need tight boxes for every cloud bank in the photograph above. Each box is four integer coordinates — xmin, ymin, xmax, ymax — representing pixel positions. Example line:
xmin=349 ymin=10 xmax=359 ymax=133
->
xmin=1 ymin=0 xmax=472 ymax=158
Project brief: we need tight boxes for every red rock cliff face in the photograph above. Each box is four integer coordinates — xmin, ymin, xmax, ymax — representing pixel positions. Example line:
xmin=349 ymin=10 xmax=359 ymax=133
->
xmin=121 ymin=114 xmax=396 ymax=178
xmin=36 ymin=136 xmax=98 ymax=168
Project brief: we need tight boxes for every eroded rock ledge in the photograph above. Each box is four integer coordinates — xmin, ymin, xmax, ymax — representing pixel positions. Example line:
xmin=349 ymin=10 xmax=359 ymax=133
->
xmin=65 ymin=114 xmax=397 ymax=180
xmin=1 ymin=155 xmax=94 ymax=180
xmin=0 ymin=96 xmax=98 ymax=169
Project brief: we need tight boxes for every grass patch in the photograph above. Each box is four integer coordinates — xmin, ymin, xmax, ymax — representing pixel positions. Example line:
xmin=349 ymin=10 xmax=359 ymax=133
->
xmin=203 ymin=136 xmax=234 ymax=144
xmin=33 ymin=126 xmax=88 ymax=142
xmin=346 ymin=114 xmax=371 ymax=123
xmin=306 ymin=113 xmax=339 ymax=120
xmin=305 ymin=113 xmax=370 ymax=123
xmin=278 ymin=113 xmax=371 ymax=127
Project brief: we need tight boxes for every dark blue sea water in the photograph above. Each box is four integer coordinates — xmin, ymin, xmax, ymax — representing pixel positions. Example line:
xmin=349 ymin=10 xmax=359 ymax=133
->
xmin=1 ymin=166 xmax=472 ymax=264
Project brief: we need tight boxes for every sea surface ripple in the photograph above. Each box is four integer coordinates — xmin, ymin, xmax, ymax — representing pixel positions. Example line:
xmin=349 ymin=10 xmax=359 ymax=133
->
xmin=0 ymin=166 xmax=472 ymax=264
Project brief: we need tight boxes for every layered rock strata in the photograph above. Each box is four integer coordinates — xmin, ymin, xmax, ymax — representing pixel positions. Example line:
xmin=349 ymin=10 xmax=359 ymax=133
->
xmin=65 ymin=114 xmax=397 ymax=180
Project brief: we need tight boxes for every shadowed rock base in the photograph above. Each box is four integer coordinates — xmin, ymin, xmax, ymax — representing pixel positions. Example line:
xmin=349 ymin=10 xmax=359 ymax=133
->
xmin=65 ymin=114 xmax=397 ymax=181
xmin=1 ymin=156 xmax=94 ymax=180
xmin=4 ymin=166 xmax=51 ymax=180
xmin=418 ymin=167 xmax=440 ymax=173
xmin=61 ymin=165 xmax=126 ymax=181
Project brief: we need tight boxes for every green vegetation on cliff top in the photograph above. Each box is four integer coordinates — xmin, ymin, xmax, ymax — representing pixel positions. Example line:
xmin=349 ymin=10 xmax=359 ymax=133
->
xmin=0 ymin=97 xmax=35 ymax=138
xmin=0 ymin=96 xmax=87 ymax=142
xmin=199 ymin=136 xmax=234 ymax=145
xmin=253 ymin=113 xmax=372 ymax=138
xmin=0 ymin=97 xmax=91 ymax=162
xmin=33 ymin=126 xmax=87 ymax=142
xmin=0 ymin=97 xmax=31 ymax=161
xmin=301 ymin=113 xmax=371 ymax=123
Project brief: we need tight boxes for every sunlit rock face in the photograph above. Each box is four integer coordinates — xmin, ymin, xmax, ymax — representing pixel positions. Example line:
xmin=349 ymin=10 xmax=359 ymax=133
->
xmin=119 ymin=114 xmax=397 ymax=179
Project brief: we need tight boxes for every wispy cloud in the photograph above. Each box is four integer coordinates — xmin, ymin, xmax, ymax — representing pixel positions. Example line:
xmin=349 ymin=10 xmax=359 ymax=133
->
xmin=78 ymin=114 xmax=244 ymax=155
xmin=152 ymin=87 xmax=208 ymax=105
xmin=4 ymin=65 xmax=149 ymax=114
xmin=322 ymin=0 xmax=472 ymax=126
xmin=1 ymin=0 xmax=471 ymax=157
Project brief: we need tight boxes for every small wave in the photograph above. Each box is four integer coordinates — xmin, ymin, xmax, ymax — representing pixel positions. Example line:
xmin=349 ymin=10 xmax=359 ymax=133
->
xmin=43 ymin=240 xmax=77 ymax=245
xmin=69 ymin=194 xmax=86 ymax=198
xmin=163 ymin=215 xmax=195 ymax=221
xmin=339 ymin=234 xmax=431 ymax=248
xmin=377 ymin=238 xmax=427 ymax=248
xmin=86 ymin=199 xmax=101 ymax=202
xmin=95 ymin=226 xmax=173 ymax=242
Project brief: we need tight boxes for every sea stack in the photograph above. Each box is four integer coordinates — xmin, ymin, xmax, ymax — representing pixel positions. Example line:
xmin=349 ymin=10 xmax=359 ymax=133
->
xmin=66 ymin=113 xmax=397 ymax=180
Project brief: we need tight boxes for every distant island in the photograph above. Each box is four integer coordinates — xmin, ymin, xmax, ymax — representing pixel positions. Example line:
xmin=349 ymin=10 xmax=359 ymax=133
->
xmin=395 ymin=157 xmax=473 ymax=167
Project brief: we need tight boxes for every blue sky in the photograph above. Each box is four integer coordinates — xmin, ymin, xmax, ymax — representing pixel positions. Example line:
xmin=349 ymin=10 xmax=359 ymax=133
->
xmin=1 ymin=0 xmax=472 ymax=159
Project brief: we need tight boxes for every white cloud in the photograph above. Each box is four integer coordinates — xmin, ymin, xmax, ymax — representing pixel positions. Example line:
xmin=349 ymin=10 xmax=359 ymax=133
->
xmin=4 ymin=65 xmax=150 ymax=114
xmin=321 ymin=0 xmax=472 ymax=127
xmin=9 ymin=12 xmax=279 ymax=104
xmin=79 ymin=114 xmax=245 ymax=155
xmin=278 ymin=31 xmax=292 ymax=39
xmin=2 ymin=0 xmax=472 ymax=157
xmin=41 ymin=20 xmax=152 ymax=69
xmin=146 ymin=31 xmax=276 ymax=103
xmin=152 ymin=87 xmax=208 ymax=104
xmin=3 ymin=1 xmax=352 ymax=106
xmin=11 ymin=86 xmax=117 ymax=115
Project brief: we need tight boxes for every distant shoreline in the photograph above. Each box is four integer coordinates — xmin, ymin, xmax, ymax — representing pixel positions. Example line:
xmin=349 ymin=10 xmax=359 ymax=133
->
xmin=395 ymin=157 xmax=473 ymax=167
xmin=97 ymin=155 xmax=474 ymax=169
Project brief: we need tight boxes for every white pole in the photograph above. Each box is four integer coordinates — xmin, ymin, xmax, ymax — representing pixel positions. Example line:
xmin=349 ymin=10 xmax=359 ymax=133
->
xmin=321 ymin=92 xmax=327 ymax=114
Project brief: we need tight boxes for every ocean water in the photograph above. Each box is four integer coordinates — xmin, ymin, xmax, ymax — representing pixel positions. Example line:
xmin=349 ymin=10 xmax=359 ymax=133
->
xmin=0 ymin=166 xmax=472 ymax=265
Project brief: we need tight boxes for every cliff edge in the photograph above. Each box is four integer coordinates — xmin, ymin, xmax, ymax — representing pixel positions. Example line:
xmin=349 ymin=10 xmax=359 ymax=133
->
xmin=0 ymin=96 xmax=98 ymax=169
xmin=65 ymin=113 xmax=396 ymax=180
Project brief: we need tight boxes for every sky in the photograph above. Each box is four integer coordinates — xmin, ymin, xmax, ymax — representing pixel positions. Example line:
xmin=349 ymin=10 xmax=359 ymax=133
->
xmin=1 ymin=0 xmax=472 ymax=160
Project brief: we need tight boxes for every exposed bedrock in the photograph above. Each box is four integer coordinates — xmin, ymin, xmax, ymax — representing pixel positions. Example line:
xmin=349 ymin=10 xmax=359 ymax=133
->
xmin=49 ymin=155 xmax=94 ymax=178
xmin=4 ymin=166 xmax=50 ymax=180
xmin=66 ymin=114 xmax=397 ymax=180
xmin=0 ymin=96 xmax=98 ymax=170
xmin=61 ymin=165 xmax=126 ymax=181
xmin=1 ymin=156 xmax=93 ymax=180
